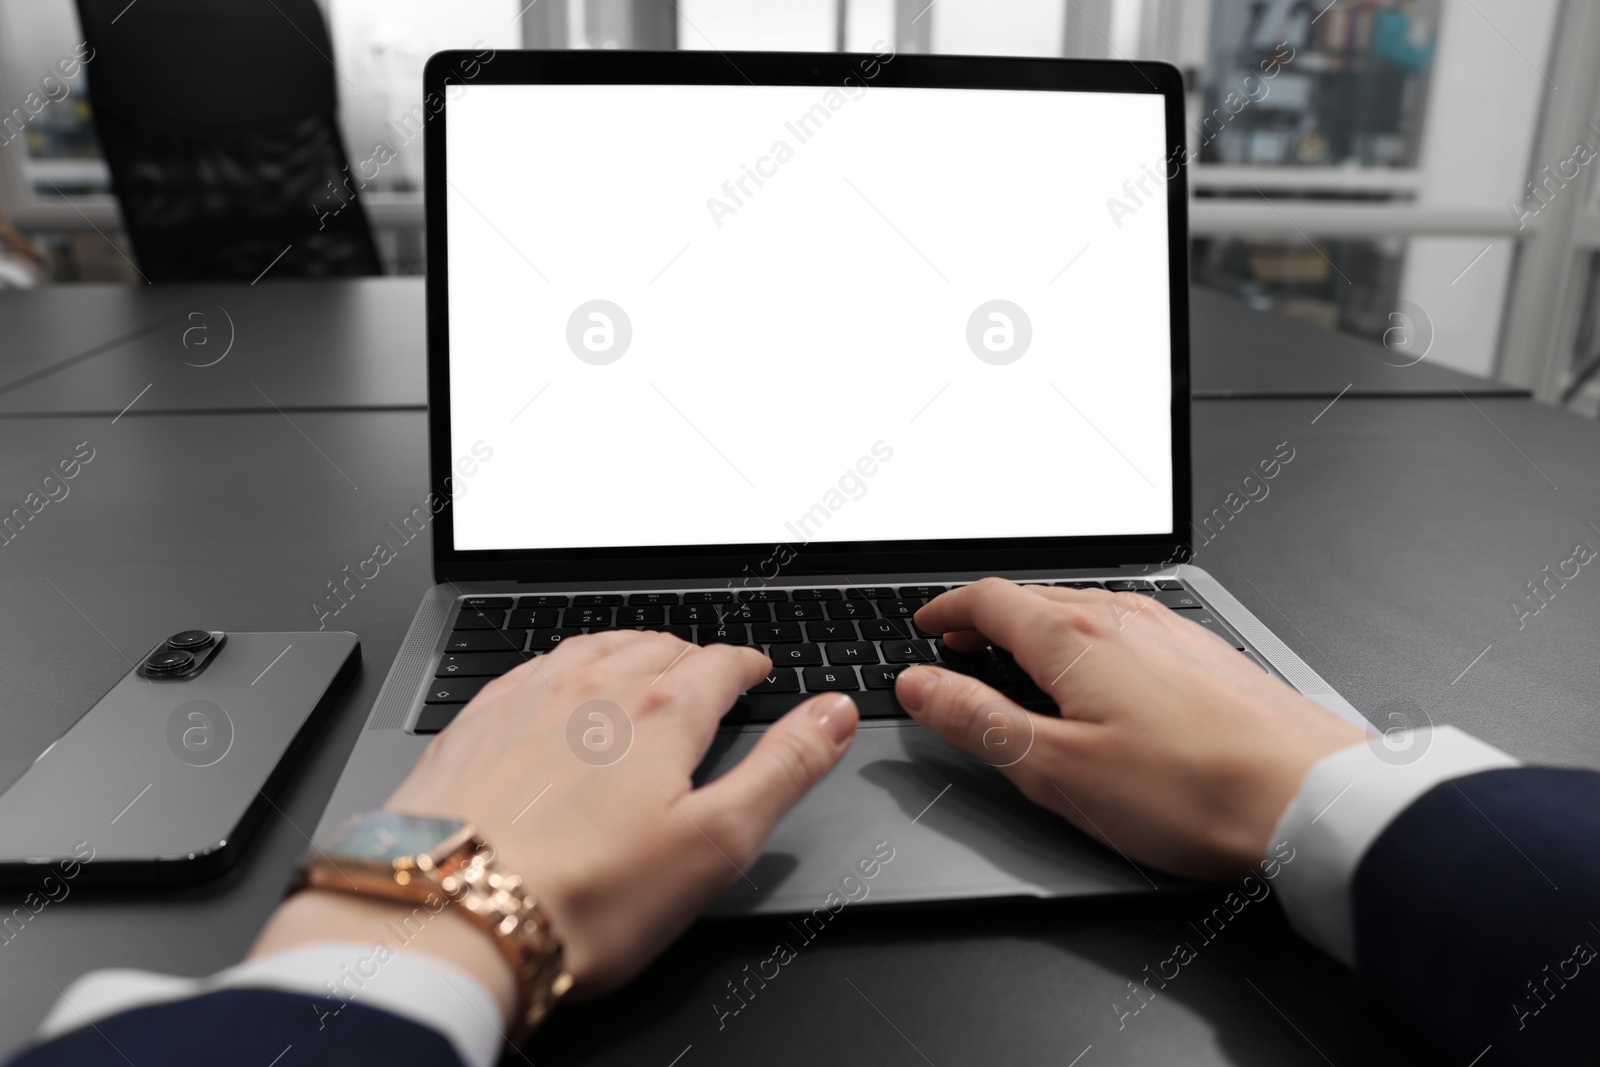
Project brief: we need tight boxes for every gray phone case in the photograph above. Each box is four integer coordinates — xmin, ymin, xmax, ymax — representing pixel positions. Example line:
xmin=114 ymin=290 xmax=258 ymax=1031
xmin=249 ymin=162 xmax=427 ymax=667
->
xmin=0 ymin=631 xmax=359 ymax=886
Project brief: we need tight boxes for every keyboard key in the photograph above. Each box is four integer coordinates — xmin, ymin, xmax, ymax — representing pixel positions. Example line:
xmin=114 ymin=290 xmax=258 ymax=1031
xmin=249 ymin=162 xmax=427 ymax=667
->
xmin=862 ymin=664 xmax=904 ymax=689
xmin=445 ymin=630 xmax=527 ymax=652
xmin=729 ymin=689 xmax=894 ymax=720
xmin=669 ymin=604 xmax=718 ymax=624
xmin=937 ymin=646 xmax=1014 ymax=686
xmin=437 ymin=652 xmax=529 ymax=677
xmin=629 ymin=592 xmax=679 ymax=605
xmin=974 ymin=659 xmax=1018 ymax=687
xmin=738 ymin=589 xmax=789 ymax=602
xmin=769 ymin=643 xmax=823 ymax=666
xmin=882 ymin=639 xmax=937 ymax=664
xmin=825 ymin=641 xmax=879 ymax=665
xmin=752 ymin=621 xmax=803 ymax=643
xmin=517 ymin=594 xmax=569 ymax=608
xmin=527 ymin=628 xmax=581 ymax=650
xmin=461 ymin=596 xmax=512 ymax=610
xmin=1105 ymin=580 xmax=1155 ymax=592
xmin=860 ymin=619 xmax=910 ymax=640
xmin=683 ymin=591 xmax=735 ymax=603
xmin=792 ymin=588 xmax=843 ymax=600
xmin=826 ymin=600 xmax=875 ymax=620
xmin=775 ymin=602 xmax=824 ymax=621
xmin=1189 ymin=614 xmax=1245 ymax=650
xmin=425 ymin=677 xmax=489 ymax=704
xmin=1155 ymin=579 xmax=1184 ymax=591
xmin=453 ymin=609 xmax=503 ymax=630
xmin=508 ymin=608 xmax=560 ymax=628
xmin=719 ymin=603 xmax=772 ymax=623
xmin=574 ymin=594 xmax=624 ymax=606
xmin=698 ymin=624 xmax=750 ymax=645
xmin=803 ymin=666 xmax=860 ymax=691
xmin=1153 ymin=590 xmax=1203 ymax=610
xmin=721 ymin=696 xmax=790 ymax=725
xmin=846 ymin=587 xmax=895 ymax=599
xmin=806 ymin=620 xmax=856 ymax=642
xmin=751 ymin=668 xmax=800 ymax=693
xmin=414 ymin=704 xmax=464 ymax=734
xmin=618 ymin=606 xmax=665 ymax=626
xmin=898 ymin=585 xmax=946 ymax=599
xmin=1056 ymin=581 xmax=1104 ymax=590
xmin=879 ymin=599 xmax=922 ymax=618
xmin=562 ymin=606 xmax=613 ymax=627
xmin=935 ymin=640 xmax=988 ymax=665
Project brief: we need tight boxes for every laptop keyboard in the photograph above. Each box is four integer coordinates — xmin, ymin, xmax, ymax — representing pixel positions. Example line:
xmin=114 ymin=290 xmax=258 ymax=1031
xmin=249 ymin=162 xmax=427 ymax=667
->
xmin=413 ymin=579 xmax=1241 ymax=734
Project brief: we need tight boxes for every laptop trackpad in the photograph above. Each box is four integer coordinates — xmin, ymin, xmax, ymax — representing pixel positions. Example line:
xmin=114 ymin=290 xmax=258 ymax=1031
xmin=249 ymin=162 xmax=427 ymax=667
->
xmin=702 ymin=724 xmax=1168 ymax=915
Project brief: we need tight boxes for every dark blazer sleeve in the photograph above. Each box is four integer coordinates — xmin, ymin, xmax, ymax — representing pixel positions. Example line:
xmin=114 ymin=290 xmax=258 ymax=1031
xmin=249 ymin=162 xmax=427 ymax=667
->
xmin=1350 ymin=767 xmax=1600 ymax=1066
xmin=6 ymin=988 xmax=468 ymax=1067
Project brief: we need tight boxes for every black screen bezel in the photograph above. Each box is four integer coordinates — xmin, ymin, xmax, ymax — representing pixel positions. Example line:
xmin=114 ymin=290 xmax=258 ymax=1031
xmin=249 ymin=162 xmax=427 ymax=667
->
xmin=424 ymin=49 xmax=1192 ymax=583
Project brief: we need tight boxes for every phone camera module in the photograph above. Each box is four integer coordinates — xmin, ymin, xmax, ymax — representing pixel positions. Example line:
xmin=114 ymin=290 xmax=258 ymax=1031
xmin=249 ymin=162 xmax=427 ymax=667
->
xmin=166 ymin=630 xmax=215 ymax=652
xmin=144 ymin=649 xmax=196 ymax=675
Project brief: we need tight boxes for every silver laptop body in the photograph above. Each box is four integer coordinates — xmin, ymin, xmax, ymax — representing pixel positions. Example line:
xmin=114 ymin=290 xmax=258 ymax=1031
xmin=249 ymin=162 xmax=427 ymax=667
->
xmin=315 ymin=50 xmax=1367 ymax=912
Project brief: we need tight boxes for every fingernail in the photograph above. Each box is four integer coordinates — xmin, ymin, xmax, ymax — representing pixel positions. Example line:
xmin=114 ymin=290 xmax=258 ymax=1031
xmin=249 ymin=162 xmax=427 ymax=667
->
xmin=896 ymin=667 xmax=936 ymax=713
xmin=805 ymin=693 xmax=856 ymax=745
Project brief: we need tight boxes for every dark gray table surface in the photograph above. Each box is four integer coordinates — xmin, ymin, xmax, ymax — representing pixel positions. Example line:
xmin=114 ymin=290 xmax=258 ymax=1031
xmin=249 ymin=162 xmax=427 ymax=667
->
xmin=2 ymin=394 xmax=1597 ymax=1064
xmin=0 ymin=279 xmax=427 ymax=417
xmin=1185 ymin=287 xmax=1530 ymax=398
xmin=0 ymin=281 xmax=1521 ymax=417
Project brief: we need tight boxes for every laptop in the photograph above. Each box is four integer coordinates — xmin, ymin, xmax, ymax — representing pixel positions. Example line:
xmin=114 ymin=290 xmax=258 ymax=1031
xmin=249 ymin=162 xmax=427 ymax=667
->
xmin=314 ymin=49 xmax=1368 ymax=912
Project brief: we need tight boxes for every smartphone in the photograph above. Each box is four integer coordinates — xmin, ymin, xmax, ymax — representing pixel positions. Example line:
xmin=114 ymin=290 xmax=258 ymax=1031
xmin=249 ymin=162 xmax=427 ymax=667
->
xmin=0 ymin=630 xmax=359 ymax=886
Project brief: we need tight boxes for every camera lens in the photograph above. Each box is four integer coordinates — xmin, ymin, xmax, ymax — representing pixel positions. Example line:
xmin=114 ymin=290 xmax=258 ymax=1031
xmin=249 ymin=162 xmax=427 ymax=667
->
xmin=166 ymin=630 xmax=214 ymax=652
xmin=144 ymin=649 xmax=195 ymax=675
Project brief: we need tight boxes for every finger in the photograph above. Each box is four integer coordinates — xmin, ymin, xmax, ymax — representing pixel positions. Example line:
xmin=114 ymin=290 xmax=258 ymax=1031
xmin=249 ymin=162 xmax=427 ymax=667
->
xmin=644 ymin=642 xmax=772 ymax=735
xmin=682 ymin=692 xmax=858 ymax=866
xmin=939 ymin=629 xmax=988 ymax=653
xmin=896 ymin=665 xmax=1086 ymax=785
xmin=915 ymin=578 xmax=1070 ymax=659
xmin=931 ymin=585 xmax=1124 ymax=647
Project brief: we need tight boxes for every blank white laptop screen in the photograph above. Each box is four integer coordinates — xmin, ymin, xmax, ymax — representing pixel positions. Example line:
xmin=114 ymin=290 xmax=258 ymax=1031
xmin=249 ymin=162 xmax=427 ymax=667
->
xmin=446 ymin=82 xmax=1173 ymax=552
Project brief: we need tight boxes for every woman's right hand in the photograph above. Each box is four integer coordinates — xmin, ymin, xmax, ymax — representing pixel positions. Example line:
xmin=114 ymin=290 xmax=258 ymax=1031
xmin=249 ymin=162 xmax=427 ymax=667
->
xmin=894 ymin=578 xmax=1365 ymax=879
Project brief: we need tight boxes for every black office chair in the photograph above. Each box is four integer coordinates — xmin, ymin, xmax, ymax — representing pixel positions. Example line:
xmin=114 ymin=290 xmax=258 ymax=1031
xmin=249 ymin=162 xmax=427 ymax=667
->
xmin=75 ymin=0 xmax=382 ymax=282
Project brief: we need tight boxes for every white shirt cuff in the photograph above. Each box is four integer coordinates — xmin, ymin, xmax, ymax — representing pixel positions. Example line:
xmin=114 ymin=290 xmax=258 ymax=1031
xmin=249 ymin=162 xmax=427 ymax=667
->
xmin=1268 ymin=725 xmax=1519 ymax=968
xmin=36 ymin=943 xmax=503 ymax=1067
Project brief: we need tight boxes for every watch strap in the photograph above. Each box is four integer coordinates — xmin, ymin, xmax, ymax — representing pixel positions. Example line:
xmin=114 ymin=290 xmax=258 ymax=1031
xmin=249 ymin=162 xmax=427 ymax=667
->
xmin=429 ymin=842 xmax=574 ymax=1038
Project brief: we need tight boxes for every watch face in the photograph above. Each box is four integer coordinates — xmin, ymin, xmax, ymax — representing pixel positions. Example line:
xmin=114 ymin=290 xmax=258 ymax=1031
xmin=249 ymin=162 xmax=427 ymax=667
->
xmin=320 ymin=811 xmax=466 ymax=864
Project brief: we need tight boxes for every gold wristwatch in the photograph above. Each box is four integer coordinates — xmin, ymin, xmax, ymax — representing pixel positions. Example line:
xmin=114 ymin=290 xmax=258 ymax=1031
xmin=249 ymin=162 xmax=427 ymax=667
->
xmin=297 ymin=810 xmax=573 ymax=1038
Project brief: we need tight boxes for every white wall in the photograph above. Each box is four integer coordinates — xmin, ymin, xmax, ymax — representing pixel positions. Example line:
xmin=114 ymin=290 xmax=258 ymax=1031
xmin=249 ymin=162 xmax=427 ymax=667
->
xmin=1401 ymin=0 xmax=1561 ymax=377
xmin=677 ymin=0 xmax=836 ymax=51
xmin=326 ymin=0 xmax=522 ymax=192
xmin=930 ymin=0 xmax=1064 ymax=57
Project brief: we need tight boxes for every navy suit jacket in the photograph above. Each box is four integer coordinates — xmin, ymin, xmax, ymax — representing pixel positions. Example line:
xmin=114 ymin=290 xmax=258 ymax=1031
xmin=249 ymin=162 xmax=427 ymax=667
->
xmin=1351 ymin=767 xmax=1600 ymax=1064
xmin=11 ymin=767 xmax=1599 ymax=1066
xmin=8 ymin=988 xmax=468 ymax=1067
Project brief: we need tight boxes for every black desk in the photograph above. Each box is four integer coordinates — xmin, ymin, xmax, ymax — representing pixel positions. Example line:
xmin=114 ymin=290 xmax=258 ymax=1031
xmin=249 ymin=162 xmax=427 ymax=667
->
xmin=0 ymin=282 xmax=1522 ymax=417
xmin=3 ymin=396 xmax=1597 ymax=1064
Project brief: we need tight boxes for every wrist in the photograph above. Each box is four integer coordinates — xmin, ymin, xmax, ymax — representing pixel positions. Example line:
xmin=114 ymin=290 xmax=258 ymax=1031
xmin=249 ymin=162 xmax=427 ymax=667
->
xmin=251 ymin=889 xmax=517 ymax=1024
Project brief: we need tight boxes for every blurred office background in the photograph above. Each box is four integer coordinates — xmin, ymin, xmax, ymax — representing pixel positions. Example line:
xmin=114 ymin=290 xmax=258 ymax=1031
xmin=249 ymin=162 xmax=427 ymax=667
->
xmin=3 ymin=0 xmax=1600 ymax=410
